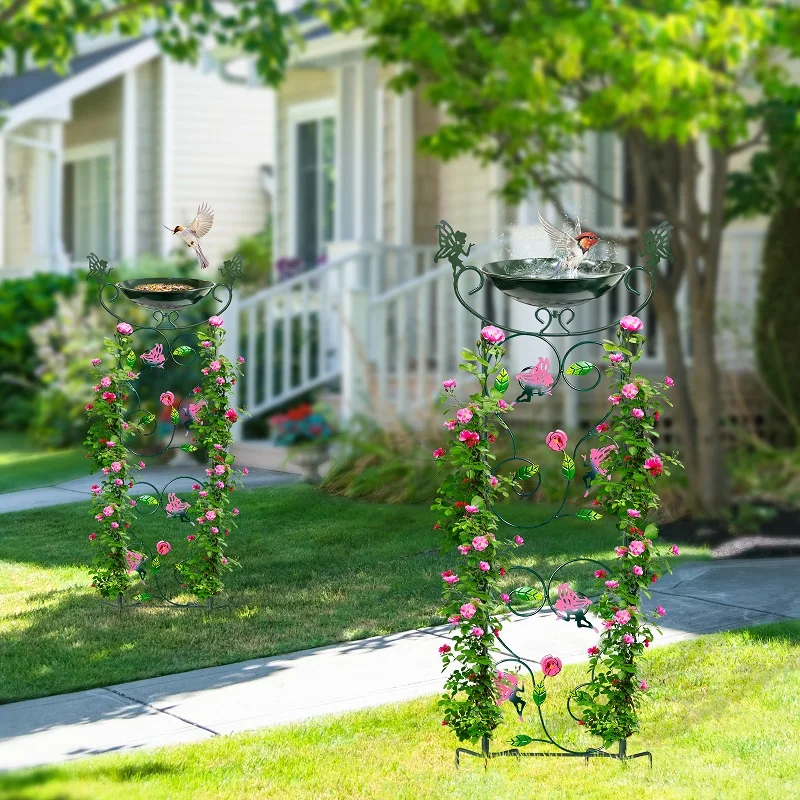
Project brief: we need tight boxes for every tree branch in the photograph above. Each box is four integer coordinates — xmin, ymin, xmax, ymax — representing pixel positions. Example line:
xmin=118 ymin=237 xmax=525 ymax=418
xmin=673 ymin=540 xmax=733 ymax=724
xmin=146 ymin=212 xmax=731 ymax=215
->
xmin=0 ymin=0 xmax=28 ymax=23
xmin=727 ymin=123 xmax=765 ymax=156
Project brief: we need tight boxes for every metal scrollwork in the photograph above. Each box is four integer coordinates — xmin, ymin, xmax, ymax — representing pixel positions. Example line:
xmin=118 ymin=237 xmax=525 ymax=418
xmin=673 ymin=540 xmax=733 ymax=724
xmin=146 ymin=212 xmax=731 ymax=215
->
xmin=443 ymin=219 xmax=665 ymax=767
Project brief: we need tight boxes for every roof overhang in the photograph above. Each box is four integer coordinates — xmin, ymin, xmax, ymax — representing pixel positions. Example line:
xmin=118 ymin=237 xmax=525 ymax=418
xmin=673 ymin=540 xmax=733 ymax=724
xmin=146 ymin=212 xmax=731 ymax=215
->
xmin=289 ymin=27 xmax=370 ymax=69
xmin=2 ymin=38 xmax=160 ymax=133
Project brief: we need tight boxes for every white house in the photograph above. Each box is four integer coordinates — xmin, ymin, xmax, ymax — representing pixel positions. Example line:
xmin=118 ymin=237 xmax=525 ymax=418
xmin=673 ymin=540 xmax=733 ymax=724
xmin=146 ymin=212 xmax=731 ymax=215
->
xmin=0 ymin=36 xmax=275 ymax=278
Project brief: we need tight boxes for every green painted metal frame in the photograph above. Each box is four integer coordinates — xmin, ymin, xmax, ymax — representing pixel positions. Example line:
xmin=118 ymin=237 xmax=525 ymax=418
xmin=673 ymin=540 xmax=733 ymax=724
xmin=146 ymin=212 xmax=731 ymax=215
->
xmin=435 ymin=219 xmax=670 ymax=768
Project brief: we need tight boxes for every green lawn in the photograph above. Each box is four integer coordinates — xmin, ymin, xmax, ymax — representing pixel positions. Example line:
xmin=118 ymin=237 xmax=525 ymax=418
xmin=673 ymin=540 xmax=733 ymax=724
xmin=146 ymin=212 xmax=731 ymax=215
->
xmin=2 ymin=622 xmax=797 ymax=800
xmin=0 ymin=433 xmax=88 ymax=493
xmin=0 ymin=484 xmax=710 ymax=703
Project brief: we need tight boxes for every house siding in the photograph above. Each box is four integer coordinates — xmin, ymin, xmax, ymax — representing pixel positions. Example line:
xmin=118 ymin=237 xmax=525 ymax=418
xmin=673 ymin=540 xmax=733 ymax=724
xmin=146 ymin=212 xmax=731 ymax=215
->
xmin=275 ymin=68 xmax=335 ymax=259
xmin=379 ymin=67 xmax=396 ymax=243
xmin=412 ymin=92 xmax=439 ymax=245
xmin=438 ymin=154 xmax=495 ymax=244
xmin=169 ymin=60 xmax=274 ymax=272
xmin=3 ymin=123 xmax=37 ymax=269
xmin=64 ymin=78 xmax=123 ymax=259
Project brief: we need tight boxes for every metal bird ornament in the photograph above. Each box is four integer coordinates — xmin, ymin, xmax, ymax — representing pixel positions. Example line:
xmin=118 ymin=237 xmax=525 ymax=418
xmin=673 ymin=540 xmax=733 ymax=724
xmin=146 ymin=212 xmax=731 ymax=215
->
xmin=538 ymin=212 xmax=600 ymax=278
xmin=164 ymin=203 xmax=215 ymax=269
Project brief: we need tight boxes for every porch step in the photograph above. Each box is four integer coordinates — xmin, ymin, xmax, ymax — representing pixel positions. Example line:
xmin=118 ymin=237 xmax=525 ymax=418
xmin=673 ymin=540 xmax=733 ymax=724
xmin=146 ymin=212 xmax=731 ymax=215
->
xmin=232 ymin=440 xmax=333 ymax=479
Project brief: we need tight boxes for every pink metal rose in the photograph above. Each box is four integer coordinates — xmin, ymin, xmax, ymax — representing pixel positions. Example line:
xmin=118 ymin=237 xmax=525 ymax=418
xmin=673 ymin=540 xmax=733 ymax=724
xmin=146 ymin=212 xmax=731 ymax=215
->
xmin=540 ymin=654 xmax=562 ymax=677
xmin=545 ymin=429 xmax=568 ymax=451
xmin=480 ymin=325 xmax=505 ymax=344
xmin=160 ymin=391 xmax=175 ymax=406
xmin=156 ymin=540 xmax=171 ymax=556
xmin=620 ymin=315 xmax=643 ymax=332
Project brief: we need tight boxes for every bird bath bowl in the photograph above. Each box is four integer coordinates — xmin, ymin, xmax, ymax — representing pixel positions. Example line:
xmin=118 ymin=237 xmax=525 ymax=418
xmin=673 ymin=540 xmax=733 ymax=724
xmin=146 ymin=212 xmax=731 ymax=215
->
xmin=116 ymin=278 xmax=216 ymax=310
xmin=479 ymin=259 xmax=630 ymax=308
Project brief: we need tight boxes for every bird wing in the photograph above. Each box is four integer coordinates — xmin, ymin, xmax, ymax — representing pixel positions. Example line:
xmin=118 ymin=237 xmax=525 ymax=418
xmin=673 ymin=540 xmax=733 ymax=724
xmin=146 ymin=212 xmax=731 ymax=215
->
xmin=187 ymin=203 xmax=214 ymax=238
xmin=538 ymin=213 xmax=577 ymax=254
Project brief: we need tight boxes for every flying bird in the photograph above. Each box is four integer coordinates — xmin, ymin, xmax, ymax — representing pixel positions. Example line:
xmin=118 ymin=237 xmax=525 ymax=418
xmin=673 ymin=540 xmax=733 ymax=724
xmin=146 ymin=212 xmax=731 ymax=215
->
xmin=538 ymin=212 xmax=599 ymax=277
xmin=164 ymin=203 xmax=215 ymax=269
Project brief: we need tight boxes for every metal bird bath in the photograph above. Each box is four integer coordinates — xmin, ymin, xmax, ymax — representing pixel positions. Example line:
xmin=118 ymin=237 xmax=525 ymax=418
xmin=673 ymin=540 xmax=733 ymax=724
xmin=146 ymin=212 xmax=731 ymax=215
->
xmin=479 ymin=259 xmax=629 ymax=308
xmin=116 ymin=277 xmax=216 ymax=311
xmin=434 ymin=218 xmax=673 ymax=769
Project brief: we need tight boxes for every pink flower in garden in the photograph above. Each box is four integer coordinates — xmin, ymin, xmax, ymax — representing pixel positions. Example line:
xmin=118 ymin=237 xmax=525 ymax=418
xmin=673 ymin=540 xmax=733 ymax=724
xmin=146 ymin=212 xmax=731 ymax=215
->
xmin=91 ymin=358 xmax=101 ymax=366
xmin=187 ymin=534 xmax=196 ymax=542
xmin=156 ymin=541 xmax=171 ymax=556
xmin=92 ymin=385 xmax=100 ymax=392
xmin=656 ymin=606 xmax=666 ymax=617
xmin=458 ymin=544 xmax=471 ymax=555
xmin=545 ymin=429 xmax=568 ymax=451
xmin=671 ymin=545 xmax=680 ymax=556
xmin=596 ymin=422 xmax=609 ymax=434
xmin=498 ymin=399 xmax=510 ymax=411
xmin=627 ymin=509 xmax=641 ymax=518
xmin=201 ymin=341 xmax=212 ymax=348
xmin=100 ymin=376 xmax=112 ymax=388
xmin=623 ymin=634 xmax=635 ymax=644
xmin=88 ymin=533 xmax=97 ymax=541
xmin=631 ymin=408 xmax=645 ymax=419
xmin=664 ymin=376 xmax=674 ymax=387
xmin=464 ymin=505 xmax=479 ymax=515
xmin=221 ymin=557 xmax=228 ymax=565
xmin=614 ymin=609 xmax=631 ymax=625
xmin=209 ymin=316 xmax=224 ymax=327
xmin=460 ymin=603 xmax=477 ymax=619
xmin=106 ymin=441 xmax=116 ymax=447
xmin=111 ymin=461 xmax=122 ymax=473
xmin=242 ymin=467 xmax=249 ymax=475
xmin=110 ymin=522 xmax=119 ymax=529
xmin=644 ymin=456 xmax=663 ymax=476
xmin=620 ymin=315 xmax=644 ymax=332
xmin=210 ymin=360 xmax=222 ymax=372
xmin=609 ymin=394 xmax=621 ymax=405
xmin=615 ymin=546 xmax=628 ymax=557
xmin=433 ymin=448 xmax=445 ymax=459
xmin=160 ymin=391 xmax=175 ymax=406
xmin=122 ymin=422 xmax=129 ymax=430
xmin=95 ymin=513 xmax=104 ymax=521
xmin=514 ymin=535 xmax=524 ymax=546
xmin=472 ymin=536 xmax=489 ymax=551
xmin=201 ymin=368 xmax=209 ymax=376
xmin=233 ymin=507 xmax=239 ymax=515
xmin=629 ymin=540 xmax=645 ymax=556
xmin=130 ymin=500 xmax=137 ymax=507
xmin=588 ymin=646 xmax=600 ymax=656
xmin=540 ymin=655 xmax=562 ymax=677
xmin=205 ymin=510 xmax=216 ymax=521
xmin=192 ymin=483 xmax=201 ymax=490
xmin=603 ymin=620 xmax=615 ymax=630
xmin=456 ymin=407 xmax=473 ymax=424
xmin=211 ymin=527 xmax=219 ymax=534
xmin=621 ymin=383 xmax=639 ymax=399
xmin=490 ymin=475 xmax=499 ymax=487
xmin=448 ymin=615 xmax=460 ymax=625
xmin=443 ymin=419 xmax=456 ymax=430
xmin=197 ymin=517 xmax=205 ymax=524
xmin=501 ymin=593 xmax=510 ymax=603
xmin=91 ymin=485 xmax=101 ymax=495
xmin=605 ymin=580 xmax=619 ymax=590
xmin=214 ymin=464 xmax=226 ymax=475
xmin=117 ymin=322 xmax=133 ymax=335
xmin=470 ymin=626 xmax=484 ymax=637
xmin=459 ymin=430 xmax=480 ymax=447
xmin=594 ymin=569 xmax=606 ymax=579
xmin=439 ymin=644 xmax=451 ymax=655
xmin=609 ymin=353 xmax=624 ymax=363
xmin=216 ymin=377 xmax=225 ymax=385
xmin=115 ymin=479 xmax=123 ymax=486
xmin=206 ymin=469 xmax=213 ymax=476
xmin=633 ymin=565 xmax=644 ymax=576
xmin=480 ymin=325 xmax=505 ymax=344
xmin=198 ymin=491 xmax=208 ymax=499
xmin=225 ymin=408 xmax=239 ymax=423
xmin=479 ymin=561 xmax=490 ymax=572
xmin=102 ymin=392 xmax=116 ymax=402
xmin=85 ymin=403 xmax=93 ymax=411
xmin=441 ymin=570 xmax=459 ymax=585
xmin=640 ymin=680 xmax=648 ymax=691
xmin=442 ymin=379 xmax=457 ymax=390
xmin=216 ymin=481 xmax=224 ymax=489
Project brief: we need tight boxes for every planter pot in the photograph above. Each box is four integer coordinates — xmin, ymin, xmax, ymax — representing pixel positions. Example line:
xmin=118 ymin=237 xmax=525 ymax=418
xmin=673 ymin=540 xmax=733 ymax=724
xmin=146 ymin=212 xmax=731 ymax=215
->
xmin=290 ymin=444 xmax=330 ymax=483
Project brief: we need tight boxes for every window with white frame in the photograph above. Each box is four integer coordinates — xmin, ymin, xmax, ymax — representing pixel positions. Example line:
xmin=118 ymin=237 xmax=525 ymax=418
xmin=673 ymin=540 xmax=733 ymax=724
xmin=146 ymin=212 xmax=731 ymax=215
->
xmin=63 ymin=141 xmax=115 ymax=262
xmin=289 ymin=101 xmax=336 ymax=268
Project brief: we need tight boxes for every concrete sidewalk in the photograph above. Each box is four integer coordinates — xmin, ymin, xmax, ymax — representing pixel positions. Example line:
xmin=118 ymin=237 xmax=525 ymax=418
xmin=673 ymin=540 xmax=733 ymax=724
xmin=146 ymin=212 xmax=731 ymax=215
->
xmin=1 ymin=557 xmax=797 ymax=771
xmin=0 ymin=464 xmax=298 ymax=514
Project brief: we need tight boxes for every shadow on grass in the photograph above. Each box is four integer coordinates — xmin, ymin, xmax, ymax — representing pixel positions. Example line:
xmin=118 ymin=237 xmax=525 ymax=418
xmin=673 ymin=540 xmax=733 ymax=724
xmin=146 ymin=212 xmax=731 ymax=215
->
xmin=739 ymin=619 xmax=800 ymax=646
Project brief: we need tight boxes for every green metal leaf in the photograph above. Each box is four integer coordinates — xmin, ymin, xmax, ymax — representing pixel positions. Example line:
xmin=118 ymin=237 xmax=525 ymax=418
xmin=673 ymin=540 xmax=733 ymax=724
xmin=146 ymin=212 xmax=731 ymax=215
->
xmin=141 ymin=412 xmax=156 ymax=425
xmin=173 ymin=345 xmax=193 ymax=357
xmin=134 ymin=593 xmax=153 ymax=602
xmin=493 ymin=368 xmax=509 ymax=395
xmin=125 ymin=349 xmax=136 ymax=368
xmin=170 ymin=408 xmax=180 ymax=425
xmin=562 ymin=453 xmax=575 ymax=481
xmin=514 ymin=463 xmax=539 ymax=481
xmin=532 ymin=681 xmax=547 ymax=706
xmin=509 ymin=734 xmax=535 ymax=748
xmin=180 ymin=444 xmax=198 ymax=452
xmin=566 ymin=360 xmax=594 ymax=376
xmin=138 ymin=495 xmax=158 ymax=506
xmin=512 ymin=585 xmax=541 ymax=602
xmin=576 ymin=509 xmax=603 ymax=521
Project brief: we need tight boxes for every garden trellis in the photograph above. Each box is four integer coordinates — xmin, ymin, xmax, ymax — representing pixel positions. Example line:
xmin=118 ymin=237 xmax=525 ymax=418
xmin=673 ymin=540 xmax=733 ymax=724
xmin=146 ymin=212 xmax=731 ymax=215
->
xmin=84 ymin=256 xmax=246 ymax=608
xmin=432 ymin=219 xmax=680 ymax=766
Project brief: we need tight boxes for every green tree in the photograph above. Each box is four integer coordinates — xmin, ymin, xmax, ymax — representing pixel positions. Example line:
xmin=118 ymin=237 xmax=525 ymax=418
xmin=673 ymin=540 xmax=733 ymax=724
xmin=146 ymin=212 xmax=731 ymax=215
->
xmin=320 ymin=0 xmax=800 ymax=516
xmin=727 ymin=88 xmax=800 ymax=441
xmin=0 ymin=1 xmax=293 ymax=85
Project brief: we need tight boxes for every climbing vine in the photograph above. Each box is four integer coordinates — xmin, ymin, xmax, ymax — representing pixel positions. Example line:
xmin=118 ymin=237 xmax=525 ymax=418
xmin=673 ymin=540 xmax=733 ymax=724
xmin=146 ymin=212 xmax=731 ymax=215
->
xmin=433 ymin=325 xmax=522 ymax=743
xmin=572 ymin=315 xmax=682 ymax=745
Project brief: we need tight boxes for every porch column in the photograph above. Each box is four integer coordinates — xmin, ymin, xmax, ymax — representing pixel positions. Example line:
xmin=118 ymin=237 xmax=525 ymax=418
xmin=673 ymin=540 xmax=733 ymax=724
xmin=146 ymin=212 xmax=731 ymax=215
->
xmin=48 ymin=122 xmax=68 ymax=273
xmin=0 ymin=133 xmax=5 ymax=270
xmin=334 ymin=63 xmax=357 ymax=241
xmin=122 ymin=68 xmax=138 ymax=263
xmin=394 ymin=88 xmax=413 ymax=245
xmin=354 ymin=60 xmax=378 ymax=241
